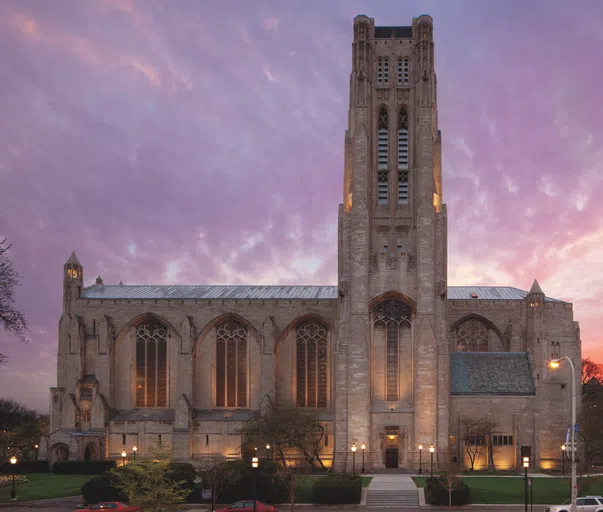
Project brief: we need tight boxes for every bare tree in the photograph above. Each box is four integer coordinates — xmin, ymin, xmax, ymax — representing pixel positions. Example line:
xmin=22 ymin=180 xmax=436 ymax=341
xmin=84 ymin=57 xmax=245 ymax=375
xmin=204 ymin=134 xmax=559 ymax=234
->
xmin=462 ymin=418 xmax=485 ymax=471
xmin=0 ymin=239 xmax=29 ymax=365
xmin=438 ymin=461 xmax=462 ymax=508
xmin=480 ymin=418 xmax=501 ymax=471
xmin=197 ymin=455 xmax=242 ymax=512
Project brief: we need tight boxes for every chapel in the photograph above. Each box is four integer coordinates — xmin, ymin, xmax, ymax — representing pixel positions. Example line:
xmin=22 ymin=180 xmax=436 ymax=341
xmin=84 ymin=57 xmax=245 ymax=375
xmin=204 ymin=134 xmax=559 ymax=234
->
xmin=40 ymin=14 xmax=581 ymax=472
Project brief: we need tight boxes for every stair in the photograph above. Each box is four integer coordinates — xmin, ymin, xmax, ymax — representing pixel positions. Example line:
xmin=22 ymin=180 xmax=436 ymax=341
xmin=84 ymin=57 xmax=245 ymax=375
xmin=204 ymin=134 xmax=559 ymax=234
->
xmin=366 ymin=489 xmax=420 ymax=507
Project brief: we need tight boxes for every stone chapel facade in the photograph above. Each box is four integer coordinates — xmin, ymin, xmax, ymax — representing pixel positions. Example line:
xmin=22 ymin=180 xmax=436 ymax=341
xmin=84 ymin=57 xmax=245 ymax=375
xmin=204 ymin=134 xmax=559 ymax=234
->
xmin=40 ymin=15 xmax=581 ymax=472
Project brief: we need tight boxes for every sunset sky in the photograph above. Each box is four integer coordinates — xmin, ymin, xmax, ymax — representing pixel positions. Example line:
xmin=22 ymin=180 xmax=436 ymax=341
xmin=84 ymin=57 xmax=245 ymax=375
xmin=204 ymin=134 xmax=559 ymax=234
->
xmin=0 ymin=0 xmax=602 ymax=412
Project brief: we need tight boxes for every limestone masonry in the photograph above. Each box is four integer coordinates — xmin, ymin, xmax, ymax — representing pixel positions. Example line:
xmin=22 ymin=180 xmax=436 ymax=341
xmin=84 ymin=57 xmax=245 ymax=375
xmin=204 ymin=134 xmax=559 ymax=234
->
xmin=41 ymin=15 xmax=581 ymax=472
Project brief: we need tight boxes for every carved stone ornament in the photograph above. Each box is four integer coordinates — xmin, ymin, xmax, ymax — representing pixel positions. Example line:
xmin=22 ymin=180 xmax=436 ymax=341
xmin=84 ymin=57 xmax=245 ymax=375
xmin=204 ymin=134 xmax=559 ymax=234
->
xmin=373 ymin=299 xmax=412 ymax=326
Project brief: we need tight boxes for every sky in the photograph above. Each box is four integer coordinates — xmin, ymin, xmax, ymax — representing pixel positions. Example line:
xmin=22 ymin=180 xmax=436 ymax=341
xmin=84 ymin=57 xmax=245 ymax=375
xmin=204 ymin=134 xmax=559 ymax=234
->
xmin=0 ymin=0 xmax=602 ymax=413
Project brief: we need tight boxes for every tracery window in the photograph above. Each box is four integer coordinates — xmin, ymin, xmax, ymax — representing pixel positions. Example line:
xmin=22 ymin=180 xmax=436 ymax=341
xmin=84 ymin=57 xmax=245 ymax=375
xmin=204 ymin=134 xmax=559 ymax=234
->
xmin=397 ymin=58 xmax=410 ymax=86
xmin=296 ymin=322 xmax=328 ymax=408
xmin=135 ymin=321 xmax=168 ymax=407
xmin=374 ymin=299 xmax=412 ymax=401
xmin=455 ymin=319 xmax=489 ymax=352
xmin=216 ymin=320 xmax=247 ymax=407
xmin=377 ymin=57 xmax=388 ymax=86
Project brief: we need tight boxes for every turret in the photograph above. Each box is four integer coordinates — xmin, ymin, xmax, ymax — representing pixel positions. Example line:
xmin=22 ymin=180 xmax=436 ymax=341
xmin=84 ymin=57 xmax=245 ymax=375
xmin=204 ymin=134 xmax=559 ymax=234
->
xmin=63 ymin=252 xmax=83 ymax=312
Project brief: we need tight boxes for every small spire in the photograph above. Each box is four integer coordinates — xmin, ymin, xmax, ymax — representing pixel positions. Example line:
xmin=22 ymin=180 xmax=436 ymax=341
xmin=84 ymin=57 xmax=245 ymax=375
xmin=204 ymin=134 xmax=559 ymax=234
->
xmin=529 ymin=279 xmax=543 ymax=294
xmin=118 ymin=280 xmax=124 ymax=286
xmin=95 ymin=276 xmax=103 ymax=285
xmin=66 ymin=251 xmax=80 ymax=265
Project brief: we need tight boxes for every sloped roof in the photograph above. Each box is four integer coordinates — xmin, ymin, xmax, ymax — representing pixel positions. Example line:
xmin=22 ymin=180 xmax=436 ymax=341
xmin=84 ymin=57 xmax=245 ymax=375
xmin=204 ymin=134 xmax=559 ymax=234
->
xmin=447 ymin=286 xmax=563 ymax=302
xmin=82 ymin=284 xmax=338 ymax=300
xmin=451 ymin=352 xmax=536 ymax=396
xmin=82 ymin=284 xmax=564 ymax=303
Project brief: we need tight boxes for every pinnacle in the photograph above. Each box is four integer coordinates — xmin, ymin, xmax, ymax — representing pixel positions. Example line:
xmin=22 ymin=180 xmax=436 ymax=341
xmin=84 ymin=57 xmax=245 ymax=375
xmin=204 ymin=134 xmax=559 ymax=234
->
xmin=66 ymin=251 xmax=80 ymax=265
xmin=529 ymin=279 xmax=543 ymax=294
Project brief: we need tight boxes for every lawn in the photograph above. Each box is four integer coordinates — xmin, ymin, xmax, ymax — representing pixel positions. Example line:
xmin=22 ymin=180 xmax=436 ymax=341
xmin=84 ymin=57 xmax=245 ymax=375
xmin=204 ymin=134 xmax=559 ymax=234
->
xmin=294 ymin=475 xmax=372 ymax=503
xmin=0 ymin=473 xmax=93 ymax=503
xmin=412 ymin=476 xmax=603 ymax=504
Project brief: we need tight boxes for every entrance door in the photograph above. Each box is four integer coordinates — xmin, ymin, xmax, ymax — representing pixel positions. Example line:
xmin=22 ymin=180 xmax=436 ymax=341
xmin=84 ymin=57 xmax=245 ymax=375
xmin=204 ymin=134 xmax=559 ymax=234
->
xmin=385 ymin=448 xmax=399 ymax=469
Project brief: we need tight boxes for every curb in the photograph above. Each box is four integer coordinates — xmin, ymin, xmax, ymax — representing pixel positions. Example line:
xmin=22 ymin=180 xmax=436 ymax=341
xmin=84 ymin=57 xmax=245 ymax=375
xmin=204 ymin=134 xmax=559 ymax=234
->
xmin=0 ymin=495 xmax=81 ymax=507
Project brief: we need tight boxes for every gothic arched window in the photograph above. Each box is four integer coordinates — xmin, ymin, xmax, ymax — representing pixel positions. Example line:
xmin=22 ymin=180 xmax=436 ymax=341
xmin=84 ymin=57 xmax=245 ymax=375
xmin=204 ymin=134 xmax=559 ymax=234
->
xmin=377 ymin=105 xmax=389 ymax=206
xmin=374 ymin=299 xmax=412 ymax=401
xmin=455 ymin=319 xmax=489 ymax=352
xmin=136 ymin=321 xmax=168 ymax=407
xmin=216 ymin=320 xmax=247 ymax=408
xmin=397 ymin=107 xmax=409 ymax=204
xmin=296 ymin=322 xmax=329 ymax=408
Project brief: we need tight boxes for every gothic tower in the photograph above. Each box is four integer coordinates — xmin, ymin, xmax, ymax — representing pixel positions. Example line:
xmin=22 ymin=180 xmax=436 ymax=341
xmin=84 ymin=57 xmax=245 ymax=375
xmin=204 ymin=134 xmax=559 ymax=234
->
xmin=335 ymin=14 xmax=448 ymax=471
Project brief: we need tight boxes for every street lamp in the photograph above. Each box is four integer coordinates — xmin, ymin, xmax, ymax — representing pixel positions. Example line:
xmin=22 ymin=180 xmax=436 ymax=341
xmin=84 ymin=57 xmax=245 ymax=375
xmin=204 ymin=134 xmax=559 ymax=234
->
xmin=418 ymin=444 xmax=423 ymax=475
xmin=361 ymin=443 xmax=366 ymax=474
xmin=9 ymin=455 xmax=17 ymax=501
xmin=561 ymin=444 xmax=566 ymax=475
xmin=550 ymin=357 xmax=577 ymax=512
xmin=523 ymin=456 xmax=530 ymax=512
xmin=266 ymin=444 xmax=271 ymax=461
xmin=251 ymin=456 xmax=259 ymax=512
xmin=121 ymin=450 xmax=127 ymax=467
xmin=132 ymin=445 xmax=137 ymax=460
xmin=429 ymin=444 xmax=435 ymax=478
xmin=351 ymin=443 xmax=357 ymax=475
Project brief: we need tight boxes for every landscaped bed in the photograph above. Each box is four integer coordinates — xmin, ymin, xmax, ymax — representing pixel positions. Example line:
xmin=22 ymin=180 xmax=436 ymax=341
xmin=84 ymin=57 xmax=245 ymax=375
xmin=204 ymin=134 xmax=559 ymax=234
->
xmin=0 ymin=472 xmax=93 ymax=503
xmin=413 ymin=475 xmax=603 ymax=504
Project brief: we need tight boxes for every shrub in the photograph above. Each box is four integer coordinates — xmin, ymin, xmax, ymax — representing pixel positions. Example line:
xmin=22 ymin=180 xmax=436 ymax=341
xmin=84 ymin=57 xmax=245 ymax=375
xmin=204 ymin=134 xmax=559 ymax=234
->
xmin=313 ymin=473 xmax=362 ymax=504
xmin=425 ymin=476 xmax=471 ymax=506
xmin=54 ymin=460 xmax=117 ymax=474
xmin=0 ymin=460 xmax=50 ymax=473
xmin=81 ymin=472 xmax=127 ymax=505
xmin=0 ymin=475 xmax=28 ymax=486
xmin=218 ymin=460 xmax=288 ymax=504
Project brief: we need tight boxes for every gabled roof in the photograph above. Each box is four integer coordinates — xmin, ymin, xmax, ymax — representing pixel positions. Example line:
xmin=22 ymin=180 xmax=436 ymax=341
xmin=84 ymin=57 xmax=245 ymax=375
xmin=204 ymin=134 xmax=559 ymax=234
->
xmin=81 ymin=284 xmax=565 ymax=302
xmin=451 ymin=352 xmax=536 ymax=396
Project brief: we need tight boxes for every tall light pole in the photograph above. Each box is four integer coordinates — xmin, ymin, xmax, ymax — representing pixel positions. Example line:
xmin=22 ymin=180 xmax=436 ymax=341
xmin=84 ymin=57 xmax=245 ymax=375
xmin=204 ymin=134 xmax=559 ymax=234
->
xmin=523 ymin=456 xmax=530 ymax=512
xmin=351 ymin=444 xmax=357 ymax=475
xmin=9 ymin=455 xmax=17 ymax=501
xmin=429 ymin=444 xmax=435 ymax=478
xmin=121 ymin=450 xmax=127 ymax=467
xmin=561 ymin=444 xmax=566 ymax=475
xmin=252 ymin=456 xmax=259 ymax=512
xmin=133 ymin=445 xmax=137 ymax=461
xmin=418 ymin=443 xmax=423 ymax=475
xmin=361 ymin=443 xmax=366 ymax=474
xmin=550 ymin=357 xmax=577 ymax=512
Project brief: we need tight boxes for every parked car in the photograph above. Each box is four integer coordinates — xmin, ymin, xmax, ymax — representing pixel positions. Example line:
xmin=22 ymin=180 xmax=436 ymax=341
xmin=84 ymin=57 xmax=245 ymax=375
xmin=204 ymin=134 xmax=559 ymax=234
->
xmin=74 ymin=503 xmax=142 ymax=512
xmin=215 ymin=500 xmax=275 ymax=512
xmin=546 ymin=496 xmax=603 ymax=512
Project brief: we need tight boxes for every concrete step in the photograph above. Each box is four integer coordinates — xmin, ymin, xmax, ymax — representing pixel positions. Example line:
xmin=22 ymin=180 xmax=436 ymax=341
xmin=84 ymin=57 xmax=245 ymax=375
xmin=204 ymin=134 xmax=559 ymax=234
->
xmin=366 ymin=490 xmax=419 ymax=507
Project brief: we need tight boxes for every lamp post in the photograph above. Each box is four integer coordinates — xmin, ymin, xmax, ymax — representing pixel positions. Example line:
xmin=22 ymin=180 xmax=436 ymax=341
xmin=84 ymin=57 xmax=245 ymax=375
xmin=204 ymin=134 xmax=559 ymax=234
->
xmin=429 ymin=444 xmax=435 ymax=478
xmin=121 ymin=450 xmax=126 ymax=467
xmin=418 ymin=444 xmax=423 ymax=475
xmin=351 ymin=444 xmax=357 ymax=475
xmin=252 ymin=456 xmax=259 ymax=512
xmin=266 ymin=444 xmax=271 ymax=461
xmin=132 ymin=445 xmax=137 ymax=460
xmin=361 ymin=443 xmax=366 ymax=474
xmin=9 ymin=455 xmax=17 ymax=501
xmin=550 ymin=357 xmax=577 ymax=512
xmin=561 ymin=444 xmax=566 ymax=475
xmin=523 ymin=456 xmax=530 ymax=512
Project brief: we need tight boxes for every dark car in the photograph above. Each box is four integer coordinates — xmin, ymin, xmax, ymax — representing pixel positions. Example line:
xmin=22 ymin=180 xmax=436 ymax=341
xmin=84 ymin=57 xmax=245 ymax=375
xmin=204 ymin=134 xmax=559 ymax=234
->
xmin=216 ymin=500 xmax=275 ymax=512
xmin=74 ymin=502 xmax=142 ymax=512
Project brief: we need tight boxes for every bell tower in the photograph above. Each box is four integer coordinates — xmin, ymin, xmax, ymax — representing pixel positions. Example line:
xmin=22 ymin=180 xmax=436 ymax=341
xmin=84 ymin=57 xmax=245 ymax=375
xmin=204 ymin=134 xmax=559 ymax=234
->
xmin=335 ymin=14 xmax=448 ymax=471
xmin=63 ymin=251 xmax=83 ymax=313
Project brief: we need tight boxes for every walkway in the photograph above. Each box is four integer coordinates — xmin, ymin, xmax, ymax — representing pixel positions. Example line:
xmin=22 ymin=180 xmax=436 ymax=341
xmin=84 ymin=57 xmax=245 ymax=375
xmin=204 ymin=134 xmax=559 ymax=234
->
xmin=366 ymin=474 xmax=419 ymax=507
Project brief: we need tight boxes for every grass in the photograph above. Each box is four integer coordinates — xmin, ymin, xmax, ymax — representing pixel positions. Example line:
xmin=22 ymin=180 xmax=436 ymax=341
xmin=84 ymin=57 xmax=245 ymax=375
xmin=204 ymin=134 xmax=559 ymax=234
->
xmin=294 ymin=475 xmax=372 ymax=503
xmin=0 ymin=472 xmax=93 ymax=503
xmin=412 ymin=475 xmax=603 ymax=504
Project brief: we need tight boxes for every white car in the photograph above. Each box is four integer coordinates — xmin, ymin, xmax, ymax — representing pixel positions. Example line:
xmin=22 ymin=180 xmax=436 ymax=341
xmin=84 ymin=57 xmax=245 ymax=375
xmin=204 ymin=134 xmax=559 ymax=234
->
xmin=546 ymin=496 xmax=603 ymax=512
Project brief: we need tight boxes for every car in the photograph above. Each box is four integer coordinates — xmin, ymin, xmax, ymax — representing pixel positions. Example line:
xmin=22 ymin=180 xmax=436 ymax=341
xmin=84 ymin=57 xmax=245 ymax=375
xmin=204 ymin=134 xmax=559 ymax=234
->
xmin=215 ymin=500 xmax=276 ymax=512
xmin=74 ymin=502 xmax=142 ymax=512
xmin=545 ymin=496 xmax=603 ymax=512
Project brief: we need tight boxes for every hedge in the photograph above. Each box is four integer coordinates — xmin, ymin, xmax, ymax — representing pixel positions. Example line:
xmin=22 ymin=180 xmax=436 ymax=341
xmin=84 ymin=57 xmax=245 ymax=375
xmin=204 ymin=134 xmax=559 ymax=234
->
xmin=425 ymin=476 xmax=471 ymax=506
xmin=0 ymin=460 xmax=50 ymax=474
xmin=313 ymin=473 xmax=362 ymax=504
xmin=54 ymin=460 xmax=117 ymax=474
xmin=216 ymin=460 xmax=288 ymax=505
xmin=81 ymin=462 xmax=197 ymax=505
